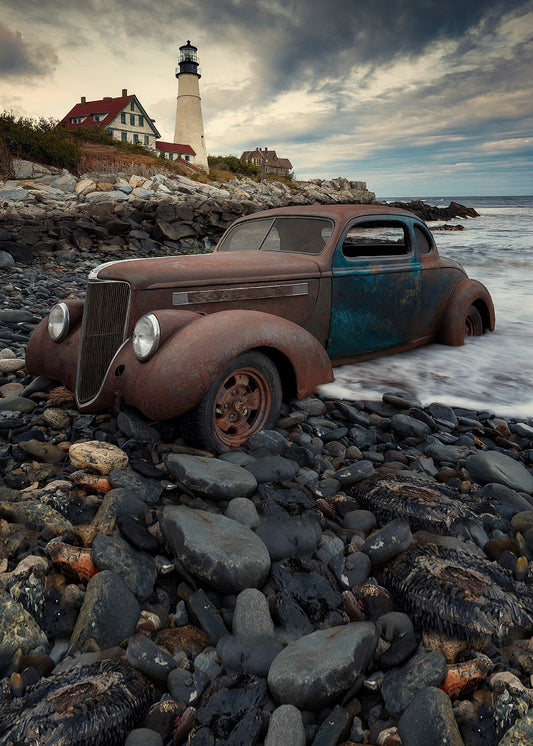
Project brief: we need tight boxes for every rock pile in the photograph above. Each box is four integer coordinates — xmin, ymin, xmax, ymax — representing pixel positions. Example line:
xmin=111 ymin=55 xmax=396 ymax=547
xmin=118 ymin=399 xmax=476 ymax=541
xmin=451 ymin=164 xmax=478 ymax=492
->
xmin=1 ymin=266 xmax=533 ymax=744
xmin=0 ymin=159 xmax=375 ymax=266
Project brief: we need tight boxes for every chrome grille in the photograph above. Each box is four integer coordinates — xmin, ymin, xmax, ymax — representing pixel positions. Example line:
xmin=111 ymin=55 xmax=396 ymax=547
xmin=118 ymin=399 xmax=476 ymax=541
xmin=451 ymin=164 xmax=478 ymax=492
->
xmin=76 ymin=280 xmax=131 ymax=403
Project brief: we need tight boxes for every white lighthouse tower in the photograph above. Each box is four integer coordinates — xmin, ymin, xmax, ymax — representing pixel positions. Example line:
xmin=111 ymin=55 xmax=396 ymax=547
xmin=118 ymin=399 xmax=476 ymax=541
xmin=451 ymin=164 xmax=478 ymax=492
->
xmin=174 ymin=40 xmax=208 ymax=171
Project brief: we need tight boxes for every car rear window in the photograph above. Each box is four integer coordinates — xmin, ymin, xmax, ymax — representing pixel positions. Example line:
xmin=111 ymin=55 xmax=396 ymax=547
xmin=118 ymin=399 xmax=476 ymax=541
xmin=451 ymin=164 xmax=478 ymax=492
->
xmin=218 ymin=217 xmax=333 ymax=254
xmin=342 ymin=222 xmax=409 ymax=258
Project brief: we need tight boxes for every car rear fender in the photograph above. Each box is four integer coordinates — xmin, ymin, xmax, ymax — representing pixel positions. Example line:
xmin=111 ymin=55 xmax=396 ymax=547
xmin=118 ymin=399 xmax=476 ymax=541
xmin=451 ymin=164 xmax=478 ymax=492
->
xmin=438 ymin=279 xmax=495 ymax=346
xmin=120 ymin=309 xmax=334 ymax=421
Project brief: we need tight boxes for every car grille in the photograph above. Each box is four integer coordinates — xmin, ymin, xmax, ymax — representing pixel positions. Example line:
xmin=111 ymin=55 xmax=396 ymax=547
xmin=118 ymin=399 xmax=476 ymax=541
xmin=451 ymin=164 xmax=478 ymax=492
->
xmin=76 ymin=280 xmax=131 ymax=404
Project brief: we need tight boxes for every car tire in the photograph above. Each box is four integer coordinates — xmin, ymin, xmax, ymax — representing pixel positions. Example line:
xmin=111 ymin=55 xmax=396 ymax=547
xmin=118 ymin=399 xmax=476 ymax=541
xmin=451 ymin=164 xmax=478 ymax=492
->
xmin=464 ymin=305 xmax=483 ymax=338
xmin=181 ymin=350 xmax=283 ymax=452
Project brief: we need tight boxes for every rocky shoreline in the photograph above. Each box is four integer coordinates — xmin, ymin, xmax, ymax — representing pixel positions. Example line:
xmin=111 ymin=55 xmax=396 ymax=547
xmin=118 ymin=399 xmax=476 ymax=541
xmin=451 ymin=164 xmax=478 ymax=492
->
xmin=2 ymin=165 xmax=532 ymax=746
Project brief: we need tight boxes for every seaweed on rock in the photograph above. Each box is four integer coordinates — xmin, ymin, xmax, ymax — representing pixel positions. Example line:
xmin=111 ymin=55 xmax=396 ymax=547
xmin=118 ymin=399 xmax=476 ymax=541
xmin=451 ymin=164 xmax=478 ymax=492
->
xmin=352 ymin=474 xmax=505 ymax=536
xmin=0 ymin=660 xmax=155 ymax=745
xmin=382 ymin=544 xmax=533 ymax=642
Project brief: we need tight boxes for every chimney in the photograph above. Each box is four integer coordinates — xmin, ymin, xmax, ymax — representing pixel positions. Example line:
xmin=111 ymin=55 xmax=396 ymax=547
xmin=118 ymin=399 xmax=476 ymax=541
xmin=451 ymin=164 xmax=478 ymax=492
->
xmin=81 ymin=96 xmax=86 ymax=105
xmin=122 ymin=88 xmax=128 ymax=97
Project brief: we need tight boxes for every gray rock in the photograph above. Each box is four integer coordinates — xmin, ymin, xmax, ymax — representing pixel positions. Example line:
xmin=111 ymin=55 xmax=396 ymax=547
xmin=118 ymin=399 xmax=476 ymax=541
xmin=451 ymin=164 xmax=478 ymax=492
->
xmin=334 ymin=460 xmax=375 ymax=486
xmin=0 ymin=396 xmax=36 ymax=413
xmin=216 ymin=633 xmax=283 ymax=677
xmin=344 ymin=509 xmax=377 ymax=534
xmin=224 ymin=497 xmax=260 ymax=528
xmin=268 ymin=621 xmax=377 ymax=709
xmin=341 ymin=551 xmax=372 ymax=587
xmin=167 ymin=667 xmax=207 ymax=705
xmin=160 ymin=505 xmax=270 ymax=594
xmin=264 ymin=704 xmax=306 ymax=746
xmin=70 ymin=571 xmax=140 ymax=650
xmin=362 ymin=518 xmax=413 ymax=566
xmin=391 ymin=414 xmax=431 ymax=441
xmin=255 ymin=514 xmax=322 ymax=560
xmin=0 ymin=251 xmax=15 ymax=268
xmin=465 ymin=451 xmax=533 ymax=494
xmin=382 ymin=649 xmax=447 ymax=718
xmin=247 ymin=429 xmax=288 ymax=454
xmin=126 ymin=634 xmax=177 ymax=681
xmin=425 ymin=442 xmax=471 ymax=464
xmin=166 ymin=454 xmax=257 ymax=500
xmin=0 ymin=596 xmax=48 ymax=663
xmin=108 ymin=467 xmax=162 ymax=504
xmin=398 ymin=686 xmax=464 ymax=746
xmin=244 ymin=455 xmax=299 ymax=483
xmin=125 ymin=729 xmax=164 ymax=746
xmin=92 ymin=533 xmax=157 ymax=601
xmin=498 ymin=712 xmax=533 ymax=745
xmin=233 ymin=588 xmax=275 ymax=638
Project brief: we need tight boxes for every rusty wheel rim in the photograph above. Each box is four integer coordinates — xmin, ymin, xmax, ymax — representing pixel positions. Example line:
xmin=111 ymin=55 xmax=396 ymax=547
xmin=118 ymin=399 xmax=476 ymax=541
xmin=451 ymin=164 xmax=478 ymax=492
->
xmin=213 ymin=366 xmax=272 ymax=447
xmin=464 ymin=313 xmax=481 ymax=337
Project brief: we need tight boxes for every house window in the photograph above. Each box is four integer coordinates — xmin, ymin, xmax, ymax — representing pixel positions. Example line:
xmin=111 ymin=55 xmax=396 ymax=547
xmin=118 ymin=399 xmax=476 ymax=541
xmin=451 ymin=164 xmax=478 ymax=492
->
xmin=130 ymin=114 xmax=135 ymax=126
xmin=107 ymin=129 xmax=113 ymax=137
xmin=138 ymin=115 xmax=144 ymax=127
xmin=70 ymin=117 xmax=82 ymax=124
xmin=144 ymin=135 xmax=149 ymax=145
xmin=185 ymin=155 xmax=190 ymax=161
xmin=120 ymin=113 xmax=126 ymax=124
xmin=93 ymin=114 xmax=100 ymax=122
xmin=130 ymin=100 xmax=135 ymax=111
xmin=133 ymin=134 xmax=139 ymax=144
xmin=121 ymin=131 xmax=127 ymax=142
xmin=168 ymin=153 xmax=173 ymax=161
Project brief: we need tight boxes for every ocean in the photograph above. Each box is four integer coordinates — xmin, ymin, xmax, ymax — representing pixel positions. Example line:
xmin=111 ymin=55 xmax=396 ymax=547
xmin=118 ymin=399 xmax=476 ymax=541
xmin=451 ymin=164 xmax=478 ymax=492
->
xmin=319 ymin=195 xmax=533 ymax=418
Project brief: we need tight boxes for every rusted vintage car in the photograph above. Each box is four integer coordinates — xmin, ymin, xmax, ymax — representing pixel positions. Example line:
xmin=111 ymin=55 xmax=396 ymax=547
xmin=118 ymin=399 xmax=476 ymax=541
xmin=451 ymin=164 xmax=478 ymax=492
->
xmin=26 ymin=204 xmax=495 ymax=451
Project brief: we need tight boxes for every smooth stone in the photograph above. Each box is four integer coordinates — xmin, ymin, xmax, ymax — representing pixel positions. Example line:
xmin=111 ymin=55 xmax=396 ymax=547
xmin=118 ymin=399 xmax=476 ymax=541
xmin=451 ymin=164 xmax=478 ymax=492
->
xmin=70 ymin=571 xmax=140 ymax=650
xmin=425 ymin=442 xmax=471 ymax=464
xmin=465 ymin=451 xmax=533 ymax=494
xmin=233 ymin=588 xmax=275 ymax=638
xmin=17 ymin=439 xmax=66 ymax=464
xmin=341 ymin=551 xmax=372 ymax=587
xmin=117 ymin=410 xmax=160 ymax=443
xmin=0 ymin=358 xmax=25 ymax=373
xmin=267 ymin=621 xmax=377 ymax=709
xmin=398 ymin=686 xmax=464 ymax=746
xmin=167 ymin=667 xmax=207 ymax=705
xmin=361 ymin=518 xmax=413 ymax=565
xmin=116 ymin=513 xmax=160 ymax=554
xmin=244 ymin=455 xmax=299 ymax=483
xmin=108 ymin=467 xmax=162 ymax=504
xmin=334 ymin=460 xmax=375 ymax=486
xmin=344 ymin=509 xmax=377 ymax=533
xmin=224 ymin=497 xmax=261 ymax=529
xmin=264 ymin=704 xmax=306 ymax=746
xmin=391 ymin=414 xmax=431 ymax=440
xmin=381 ymin=649 xmax=447 ymax=718
xmin=166 ymin=454 xmax=257 ymax=500
xmin=0 ymin=396 xmax=36 ymax=413
xmin=91 ymin=533 xmax=157 ymax=601
xmin=216 ymin=633 xmax=283 ymax=677
xmin=160 ymin=505 xmax=270 ymax=594
xmin=247 ymin=430 xmax=287 ymax=454
xmin=427 ymin=402 xmax=459 ymax=428
xmin=90 ymin=488 xmax=148 ymax=536
xmin=124 ymin=729 xmax=164 ymax=746
xmin=255 ymin=514 xmax=322 ymax=560
xmin=126 ymin=634 xmax=177 ymax=681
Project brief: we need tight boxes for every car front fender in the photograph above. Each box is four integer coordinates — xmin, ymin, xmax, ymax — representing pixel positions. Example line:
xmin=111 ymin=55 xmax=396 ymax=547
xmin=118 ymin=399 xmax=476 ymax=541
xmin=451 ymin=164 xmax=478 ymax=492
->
xmin=116 ymin=309 xmax=334 ymax=421
xmin=25 ymin=299 xmax=85 ymax=389
xmin=438 ymin=279 xmax=495 ymax=346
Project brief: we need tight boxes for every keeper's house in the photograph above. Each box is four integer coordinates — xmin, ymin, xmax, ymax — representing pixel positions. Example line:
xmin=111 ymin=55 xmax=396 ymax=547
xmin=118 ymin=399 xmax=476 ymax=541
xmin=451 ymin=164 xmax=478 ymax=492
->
xmin=61 ymin=89 xmax=161 ymax=149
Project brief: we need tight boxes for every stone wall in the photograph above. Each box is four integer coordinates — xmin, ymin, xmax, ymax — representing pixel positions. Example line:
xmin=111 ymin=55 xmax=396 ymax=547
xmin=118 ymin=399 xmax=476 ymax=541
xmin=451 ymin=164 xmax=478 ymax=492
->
xmin=0 ymin=160 xmax=375 ymax=266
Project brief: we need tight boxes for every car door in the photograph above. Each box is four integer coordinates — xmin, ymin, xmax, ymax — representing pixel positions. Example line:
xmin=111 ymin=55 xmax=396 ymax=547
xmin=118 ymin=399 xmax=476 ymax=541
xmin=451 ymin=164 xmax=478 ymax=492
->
xmin=327 ymin=217 xmax=422 ymax=359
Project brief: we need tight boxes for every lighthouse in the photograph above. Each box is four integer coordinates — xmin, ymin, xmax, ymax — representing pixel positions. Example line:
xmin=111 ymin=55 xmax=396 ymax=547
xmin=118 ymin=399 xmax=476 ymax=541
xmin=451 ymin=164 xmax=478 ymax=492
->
xmin=174 ymin=40 xmax=208 ymax=171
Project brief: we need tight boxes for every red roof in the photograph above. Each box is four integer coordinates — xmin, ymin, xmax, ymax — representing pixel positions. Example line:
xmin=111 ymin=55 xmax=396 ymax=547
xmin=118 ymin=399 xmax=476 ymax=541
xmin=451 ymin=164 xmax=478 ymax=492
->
xmin=156 ymin=141 xmax=196 ymax=156
xmin=60 ymin=90 xmax=161 ymax=138
xmin=61 ymin=93 xmax=133 ymax=129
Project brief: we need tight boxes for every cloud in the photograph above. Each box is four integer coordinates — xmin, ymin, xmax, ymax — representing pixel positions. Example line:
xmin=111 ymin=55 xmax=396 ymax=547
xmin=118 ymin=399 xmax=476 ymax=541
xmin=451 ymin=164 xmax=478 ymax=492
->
xmin=0 ymin=22 xmax=58 ymax=78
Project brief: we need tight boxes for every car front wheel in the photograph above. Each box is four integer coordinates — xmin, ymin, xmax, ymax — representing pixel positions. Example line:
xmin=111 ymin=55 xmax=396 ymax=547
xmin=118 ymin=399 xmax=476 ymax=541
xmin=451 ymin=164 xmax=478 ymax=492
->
xmin=182 ymin=351 xmax=283 ymax=452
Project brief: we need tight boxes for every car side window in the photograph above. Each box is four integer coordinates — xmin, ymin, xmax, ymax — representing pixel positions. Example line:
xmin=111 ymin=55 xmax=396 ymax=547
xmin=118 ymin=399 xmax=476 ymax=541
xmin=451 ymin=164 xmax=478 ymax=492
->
xmin=414 ymin=224 xmax=435 ymax=254
xmin=342 ymin=222 xmax=409 ymax=258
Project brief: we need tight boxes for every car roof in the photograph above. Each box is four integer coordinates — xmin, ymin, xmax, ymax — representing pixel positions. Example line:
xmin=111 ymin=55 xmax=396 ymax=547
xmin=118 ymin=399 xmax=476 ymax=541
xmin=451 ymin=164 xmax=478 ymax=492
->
xmin=239 ymin=203 xmax=419 ymax=222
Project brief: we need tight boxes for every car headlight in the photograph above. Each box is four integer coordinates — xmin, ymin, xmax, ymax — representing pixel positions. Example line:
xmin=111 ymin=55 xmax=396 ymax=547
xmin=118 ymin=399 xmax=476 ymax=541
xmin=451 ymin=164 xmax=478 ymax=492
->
xmin=132 ymin=313 xmax=160 ymax=361
xmin=48 ymin=302 xmax=70 ymax=342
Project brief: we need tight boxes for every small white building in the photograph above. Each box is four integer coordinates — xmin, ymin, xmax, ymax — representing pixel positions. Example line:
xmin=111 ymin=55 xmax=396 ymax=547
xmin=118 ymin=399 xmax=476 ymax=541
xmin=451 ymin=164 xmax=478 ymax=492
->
xmin=61 ymin=89 xmax=161 ymax=149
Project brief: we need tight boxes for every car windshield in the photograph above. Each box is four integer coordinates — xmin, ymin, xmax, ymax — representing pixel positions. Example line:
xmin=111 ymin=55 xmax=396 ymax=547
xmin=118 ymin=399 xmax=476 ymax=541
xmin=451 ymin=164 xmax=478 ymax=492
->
xmin=218 ymin=216 xmax=333 ymax=255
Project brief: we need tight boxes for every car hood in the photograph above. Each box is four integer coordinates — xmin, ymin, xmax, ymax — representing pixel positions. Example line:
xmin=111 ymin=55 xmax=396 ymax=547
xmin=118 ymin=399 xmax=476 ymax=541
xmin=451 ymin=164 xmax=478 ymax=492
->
xmin=93 ymin=251 xmax=323 ymax=290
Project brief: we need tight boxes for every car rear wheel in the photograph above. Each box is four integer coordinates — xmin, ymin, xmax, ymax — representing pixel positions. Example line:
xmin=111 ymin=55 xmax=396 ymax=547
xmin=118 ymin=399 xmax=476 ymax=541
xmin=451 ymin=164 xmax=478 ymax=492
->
xmin=182 ymin=351 xmax=283 ymax=452
xmin=464 ymin=305 xmax=483 ymax=338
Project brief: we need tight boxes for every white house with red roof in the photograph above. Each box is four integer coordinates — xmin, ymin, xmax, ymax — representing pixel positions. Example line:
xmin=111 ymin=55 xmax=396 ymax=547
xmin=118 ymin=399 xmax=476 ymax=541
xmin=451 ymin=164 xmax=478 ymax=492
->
xmin=156 ymin=141 xmax=196 ymax=163
xmin=61 ymin=89 xmax=161 ymax=150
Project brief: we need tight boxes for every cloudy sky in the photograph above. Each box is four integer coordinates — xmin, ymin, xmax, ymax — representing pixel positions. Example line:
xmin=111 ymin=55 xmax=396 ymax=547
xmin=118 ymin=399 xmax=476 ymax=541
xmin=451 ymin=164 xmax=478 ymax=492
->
xmin=1 ymin=0 xmax=532 ymax=196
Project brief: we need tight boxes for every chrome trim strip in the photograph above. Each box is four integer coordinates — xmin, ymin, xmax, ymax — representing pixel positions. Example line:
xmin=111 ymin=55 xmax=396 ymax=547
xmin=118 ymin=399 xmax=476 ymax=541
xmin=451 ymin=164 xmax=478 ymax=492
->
xmin=172 ymin=282 xmax=309 ymax=306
